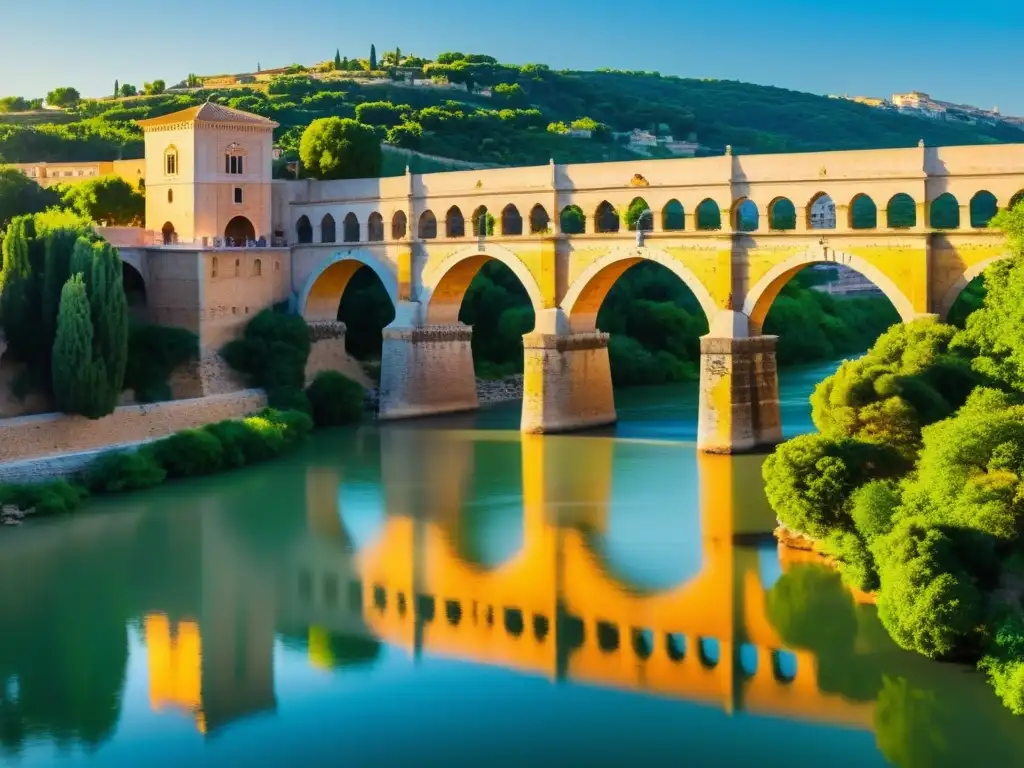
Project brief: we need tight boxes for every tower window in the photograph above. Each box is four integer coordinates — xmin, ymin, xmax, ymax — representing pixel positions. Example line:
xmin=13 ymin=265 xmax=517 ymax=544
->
xmin=167 ymin=189 xmax=173 ymax=203
xmin=164 ymin=146 xmax=178 ymax=176
xmin=226 ymin=154 xmax=244 ymax=175
xmin=234 ymin=187 xmax=243 ymax=204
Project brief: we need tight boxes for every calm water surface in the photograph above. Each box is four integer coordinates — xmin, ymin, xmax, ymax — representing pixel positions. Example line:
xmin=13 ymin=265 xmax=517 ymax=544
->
xmin=2 ymin=362 xmax=1022 ymax=767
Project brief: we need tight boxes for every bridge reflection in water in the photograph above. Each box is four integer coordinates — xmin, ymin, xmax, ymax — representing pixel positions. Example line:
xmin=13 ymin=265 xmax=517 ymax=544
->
xmin=142 ymin=428 xmax=872 ymax=737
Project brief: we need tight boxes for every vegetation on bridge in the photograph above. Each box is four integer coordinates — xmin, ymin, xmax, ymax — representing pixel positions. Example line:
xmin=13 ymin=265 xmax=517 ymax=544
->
xmin=762 ymin=201 xmax=1024 ymax=715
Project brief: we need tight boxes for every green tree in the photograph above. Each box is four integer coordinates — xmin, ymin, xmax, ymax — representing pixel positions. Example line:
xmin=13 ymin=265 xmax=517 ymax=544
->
xmin=143 ymin=80 xmax=166 ymax=96
xmin=45 ymin=87 xmax=80 ymax=108
xmin=51 ymin=274 xmax=107 ymax=418
xmin=113 ymin=80 xmax=119 ymax=98
xmin=354 ymin=101 xmax=409 ymax=128
xmin=299 ymin=117 xmax=382 ymax=180
xmin=334 ymin=49 xmax=342 ymax=70
xmin=118 ymin=83 xmax=137 ymax=98
xmin=369 ymin=44 xmax=377 ymax=71
xmin=493 ymin=83 xmax=527 ymax=107
xmin=88 ymin=241 xmax=129 ymax=409
xmin=386 ymin=121 xmax=422 ymax=149
xmin=0 ymin=167 xmax=59 ymax=232
xmin=0 ymin=216 xmax=35 ymax=359
xmin=42 ymin=230 xmax=85 ymax=377
xmin=61 ymin=176 xmax=145 ymax=226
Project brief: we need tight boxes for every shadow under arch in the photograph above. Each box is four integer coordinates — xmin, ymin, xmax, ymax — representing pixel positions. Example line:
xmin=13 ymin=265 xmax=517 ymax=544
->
xmin=298 ymin=250 xmax=400 ymax=322
xmin=742 ymin=248 xmax=917 ymax=333
xmin=937 ymin=252 xmax=1009 ymax=321
xmin=561 ymin=246 xmax=718 ymax=333
xmin=421 ymin=243 xmax=546 ymax=326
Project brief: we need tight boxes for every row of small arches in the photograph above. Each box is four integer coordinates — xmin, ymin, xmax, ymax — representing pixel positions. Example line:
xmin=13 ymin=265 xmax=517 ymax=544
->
xmin=295 ymin=188 xmax=1023 ymax=243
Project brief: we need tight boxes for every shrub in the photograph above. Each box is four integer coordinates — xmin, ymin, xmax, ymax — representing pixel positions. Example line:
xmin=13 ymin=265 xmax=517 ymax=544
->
xmin=268 ymin=407 xmax=314 ymax=445
xmin=87 ymin=449 xmax=166 ymax=493
xmin=849 ymin=479 xmax=902 ymax=542
xmin=124 ymin=322 xmax=198 ymax=403
xmin=267 ymin=385 xmax=312 ymax=415
xmin=201 ymin=420 xmax=252 ymax=468
xmin=979 ymin=612 xmax=1024 ymax=714
xmin=239 ymin=413 xmax=287 ymax=462
xmin=819 ymin=529 xmax=879 ymax=591
xmin=222 ymin=309 xmax=310 ymax=391
xmin=0 ymin=479 xmax=87 ymax=516
xmin=306 ymin=371 xmax=365 ymax=427
xmin=151 ymin=428 xmax=225 ymax=478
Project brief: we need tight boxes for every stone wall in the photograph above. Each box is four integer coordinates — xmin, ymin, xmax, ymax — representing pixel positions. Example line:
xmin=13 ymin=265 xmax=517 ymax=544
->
xmin=0 ymin=390 xmax=266 ymax=464
xmin=305 ymin=321 xmax=373 ymax=388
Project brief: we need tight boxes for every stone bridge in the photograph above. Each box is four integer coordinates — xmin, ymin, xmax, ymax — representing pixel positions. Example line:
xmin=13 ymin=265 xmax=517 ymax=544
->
xmin=277 ymin=143 xmax=1024 ymax=451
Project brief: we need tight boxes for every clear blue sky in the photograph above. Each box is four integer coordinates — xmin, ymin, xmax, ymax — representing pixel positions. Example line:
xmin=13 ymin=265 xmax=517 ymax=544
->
xmin=2 ymin=0 xmax=1022 ymax=113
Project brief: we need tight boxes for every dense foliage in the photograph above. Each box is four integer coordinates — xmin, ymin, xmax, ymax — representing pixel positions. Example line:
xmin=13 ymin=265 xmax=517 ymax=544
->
xmin=298 ymin=117 xmax=382 ymax=179
xmin=763 ymin=201 xmax=1024 ymax=714
xmin=123 ymin=321 xmax=198 ymax=403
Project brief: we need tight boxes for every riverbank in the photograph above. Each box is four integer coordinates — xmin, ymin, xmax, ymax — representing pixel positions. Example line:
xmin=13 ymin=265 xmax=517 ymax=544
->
xmin=363 ymin=375 xmax=524 ymax=411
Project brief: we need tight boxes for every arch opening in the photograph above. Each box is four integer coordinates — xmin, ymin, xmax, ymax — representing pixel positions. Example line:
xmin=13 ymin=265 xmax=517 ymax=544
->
xmin=321 ymin=214 xmax=336 ymax=244
xmin=122 ymin=262 xmax=146 ymax=315
xmin=886 ymin=193 xmax=917 ymax=229
xmin=419 ymin=210 xmax=437 ymax=239
xmin=849 ymin=194 xmax=877 ymax=229
xmin=597 ymin=621 xmax=620 ymax=653
xmin=560 ymin=205 xmax=585 ymax=235
xmin=930 ymin=193 xmax=960 ymax=229
xmin=595 ymin=201 xmax=619 ymax=233
xmin=501 ymin=204 xmax=523 ymax=236
xmin=533 ymin=614 xmax=550 ymax=642
xmin=695 ymin=199 xmax=721 ymax=231
xmin=1010 ymin=190 xmax=1024 ymax=210
xmin=698 ymin=637 xmax=720 ymax=668
xmin=445 ymin=600 xmax=462 ymax=626
xmin=945 ymin=273 xmax=989 ymax=328
xmin=392 ymin=210 xmax=408 ymax=239
xmin=367 ymin=212 xmax=384 ymax=242
xmin=768 ymin=197 xmax=796 ymax=231
xmin=296 ymin=215 xmax=313 ymax=244
xmin=624 ymin=197 xmax=652 ymax=232
xmin=504 ymin=608 xmax=525 ymax=637
xmin=632 ymin=628 xmax=654 ymax=660
xmin=446 ymin=206 xmax=465 ymax=238
xmin=471 ymin=206 xmax=492 ymax=237
xmin=739 ymin=643 xmax=759 ymax=678
xmin=529 ymin=204 xmax=550 ymax=234
xmin=808 ymin=193 xmax=835 ymax=230
xmin=970 ymin=191 xmax=998 ymax=228
xmin=160 ymin=221 xmax=176 ymax=245
xmin=454 ymin=437 xmax=526 ymax=569
xmin=734 ymin=198 xmax=759 ymax=232
xmin=772 ymin=649 xmax=798 ymax=683
xmin=662 ymin=199 xmax=685 ymax=231
xmin=666 ymin=633 xmax=686 ymax=661
xmin=343 ymin=213 xmax=360 ymax=243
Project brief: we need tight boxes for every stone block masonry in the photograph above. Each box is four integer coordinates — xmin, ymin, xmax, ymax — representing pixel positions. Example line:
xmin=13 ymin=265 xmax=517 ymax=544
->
xmin=0 ymin=390 xmax=267 ymax=465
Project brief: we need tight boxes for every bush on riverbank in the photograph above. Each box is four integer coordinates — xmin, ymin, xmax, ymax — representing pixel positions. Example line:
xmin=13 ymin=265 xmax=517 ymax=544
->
xmin=307 ymin=370 xmax=365 ymax=427
xmin=762 ymin=201 xmax=1024 ymax=714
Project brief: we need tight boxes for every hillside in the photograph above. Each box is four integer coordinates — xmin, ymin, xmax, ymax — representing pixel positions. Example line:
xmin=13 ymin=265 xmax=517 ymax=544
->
xmin=2 ymin=53 xmax=1022 ymax=175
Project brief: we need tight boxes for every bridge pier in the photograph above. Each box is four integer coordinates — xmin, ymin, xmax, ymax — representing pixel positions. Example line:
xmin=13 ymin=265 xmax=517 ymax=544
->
xmin=697 ymin=313 xmax=781 ymax=454
xmin=378 ymin=302 xmax=479 ymax=420
xmin=521 ymin=310 xmax=616 ymax=434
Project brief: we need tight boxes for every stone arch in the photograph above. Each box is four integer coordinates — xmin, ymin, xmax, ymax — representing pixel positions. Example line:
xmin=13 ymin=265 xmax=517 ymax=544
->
xmin=695 ymin=198 xmax=721 ymax=231
xmin=529 ymin=204 xmax=550 ymax=234
xmin=970 ymin=190 xmax=998 ymax=228
xmin=594 ymin=201 xmax=619 ymax=233
xmin=470 ymin=205 xmax=489 ymax=236
xmin=418 ymin=210 xmax=437 ymax=239
xmin=772 ymin=650 xmax=798 ymax=683
xmin=662 ymin=199 xmax=685 ymax=231
xmin=501 ymin=204 xmax=523 ymax=236
xmin=122 ymin=260 xmax=147 ymax=311
xmin=422 ymin=243 xmax=545 ymax=325
xmin=343 ymin=213 xmax=360 ymax=243
xmin=298 ymin=250 xmax=399 ymax=322
xmin=392 ymin=210 xmax=408 ymax=239
xmin=886 ymin=193 xmax=917 ymax=229
xmin=367 ymin=212 xmax=384 ymax=242
xmin=161 ymin=221 xmax=176 ymax=245
xmin=560 ymin=204 xmax=585 ymax=234
xmin=743 ymin=248 xmax=917 ymax=333
xmin=937 ymin=253 xmax=1009 ymax=321
xmin=445 ymin=205 xmax=465 ymax=238
xmin=319 ymin=213 xmax=336 ymax=243
xmin=930 ymin=192 xmax=960 ymax=229
xmin=767 ymin=197 xmax=795 ymax=230
xmin=296 ymin=215 xmax=313 ymax=244
xmin=625 ymin=197 xmax=652 ymax=232
xmin=807 ymin=192 xmax=835 ymax=230
xmin=849 ymin=193 xmax=878 ymax=229
xmin=561 ymin=246 xmax=717 ymax=333
xmin=1010 ymin=190 xmax=1024 ymax=210
xmin=732 ymin=197 xmax=759 ymax=232
xmin=225 ymin=215 xmax=255 ymax=244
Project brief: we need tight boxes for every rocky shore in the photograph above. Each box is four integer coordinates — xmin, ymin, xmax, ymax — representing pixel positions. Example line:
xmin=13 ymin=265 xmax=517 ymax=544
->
xmin=363 ymin=375 xmax=524 ymax=413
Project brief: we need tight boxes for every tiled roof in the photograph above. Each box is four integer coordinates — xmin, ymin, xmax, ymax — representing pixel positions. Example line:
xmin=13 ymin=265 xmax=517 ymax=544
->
xmin=137 ymin=102 xmax=278 ymax=129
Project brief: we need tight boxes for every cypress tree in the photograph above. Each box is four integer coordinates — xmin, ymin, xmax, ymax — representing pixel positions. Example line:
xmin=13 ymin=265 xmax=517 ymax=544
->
xmin=52 ymin=275 xmax=107 ymax=418
xmin=90 ymin=242 xmax=128 ymax=409
xmin=114 ymin=79 xmax=119 ymax=97
xmin=42 ymin=230 xmax=81 ymax=365
xmin=334 ymin=49 xmax=342 ymax=70
xmin=370 ymin=44 xmax=377 ymax=71
xmin=0 ymin=218 xmax=34 ymax=360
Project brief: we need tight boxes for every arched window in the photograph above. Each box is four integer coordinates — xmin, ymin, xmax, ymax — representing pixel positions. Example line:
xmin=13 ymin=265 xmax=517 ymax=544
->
xmin=501 ymin=204 xmax=523 ymax=236
xmin=849 ymin=194 xmax=878 ymax=229
xmin=970 ymin=191 xmax=998 ymax=228
xmin=733 ymin=198 xmax=759 ymax=232
xmin=296 ymin=215 xmax=313 ymax=244
xmin=161 ymin=221 xmax=176 ymax=245
xmin=529 ymin=204 xmax=550 ymax=234
xmin=419 ymin=210 xmax=437 ymax=239
xmin=167 ymin=189 xmax=173 ymax=204
xmin=320 ymin=214 xmax=336 ymax=243
xmin=807 ymin=193 xmax=836 ymax=230
xmin=930 ymin=193 xmax=960 ymax=229
xmin=594 ymin=201 xmax=619 ymax=233
xmin=224 ymin=142 xmax=245 ymax=175
xmin=766 ymin=197 xmax=795 ymax=230
xmin=886 ymin=193 xmax=917 ymax=229
xmin=560 ymin=205 xmax=585 ymax=234
xmin=695 ymin=199 xmax=722 ymax=231
xmin=343 ymin=213 xmax=360 ymax=243
xmin=471 ymin=206 xmax=490 ymax=236
xmin=164 ymin=146 xmax=178 ymax=176
xmin=367 ymin=212 xmax=384 ymax=242
xmin=392 ymin=210 xmax=408 ymax=239
xmin=253 ymin=258 xmax=262 ymax=277
xmin=446 ymin=206 xmax=465 ymax=238
xmin=625 ymin=197 xmax=652 ymax=232
xmin=662 ymin=200 xmax=685 ymax=231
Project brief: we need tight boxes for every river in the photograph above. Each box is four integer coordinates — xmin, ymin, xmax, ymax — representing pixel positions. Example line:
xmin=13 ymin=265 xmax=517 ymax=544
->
xmin=1 ymin=361 xmax=1022 ymax=767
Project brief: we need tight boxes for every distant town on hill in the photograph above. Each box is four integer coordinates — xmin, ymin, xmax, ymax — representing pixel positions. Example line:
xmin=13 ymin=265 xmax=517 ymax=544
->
xmin=2 ymin=47 xmax=1022 ymax=178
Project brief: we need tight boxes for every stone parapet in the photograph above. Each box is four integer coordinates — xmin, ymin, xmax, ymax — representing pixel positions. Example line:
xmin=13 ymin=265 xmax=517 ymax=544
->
xmin=378 ymin=323 xmax=478 ymax=420
xmin=697 ymin=334 xmax=781 ymax=454
xmin=521 ymin=331 xmax=616 ymax=434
